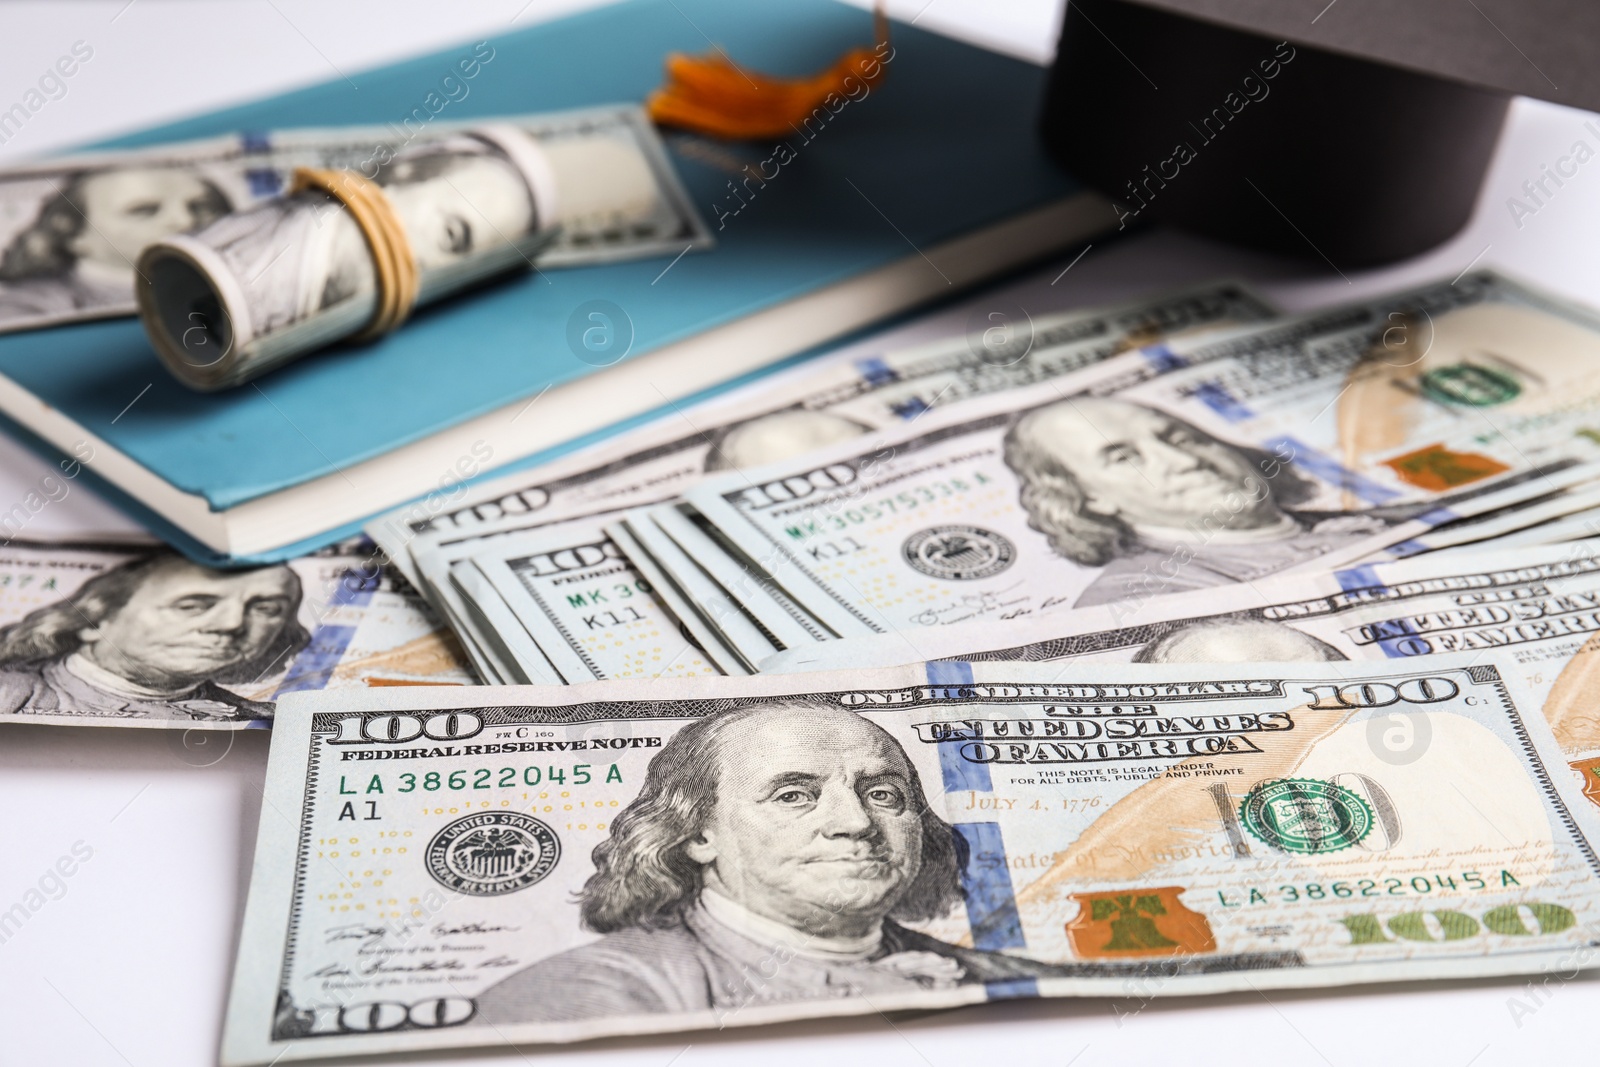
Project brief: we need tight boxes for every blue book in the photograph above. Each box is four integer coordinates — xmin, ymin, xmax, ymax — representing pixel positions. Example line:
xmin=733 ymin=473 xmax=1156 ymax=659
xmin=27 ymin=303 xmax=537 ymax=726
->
xmin=0 ymin=0 xmax=1106 ymax=564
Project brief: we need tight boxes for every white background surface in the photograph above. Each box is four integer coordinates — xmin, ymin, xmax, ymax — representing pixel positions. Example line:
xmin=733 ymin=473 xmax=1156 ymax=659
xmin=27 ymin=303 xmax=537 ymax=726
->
xmin=3 ymin=2 xmax=1600 ymax=1065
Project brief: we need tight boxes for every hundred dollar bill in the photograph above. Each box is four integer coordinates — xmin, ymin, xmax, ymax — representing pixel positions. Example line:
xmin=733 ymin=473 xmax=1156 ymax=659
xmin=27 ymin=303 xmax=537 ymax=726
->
xmin=1383 ymin=478 xmax=1600 ymax=557
xmin=0 ymin=105 xmax=709 ymax=336
xmin=366 ymin=279 xmax=1277 ymax=582
xmin=377 ymin=283 xmax=1281 ymax=664
xmin=769 ymin=279 xmax=1276 ymax=430
xmin=0 ymin=537 xmax=471 ymax=729
xmin=464 ymin=515 xmax=722 ymax=682
xmin=763 ymin=538 xmax=1600 ymax=800
xmin=224 ymin=657 xmax=1600 ymax=1063
xmin=1424 ymin=508 xmax=1600 ymax=557
xmin=680 ymin=280 xmax=1594 ymax=642
xmin=684 ymin=458 xmax=1594 ymax=651
xmin=138 ymin=124 xmax=560 ymax=389
xmin=1117 ymin=270 xmax=1600 ymax=523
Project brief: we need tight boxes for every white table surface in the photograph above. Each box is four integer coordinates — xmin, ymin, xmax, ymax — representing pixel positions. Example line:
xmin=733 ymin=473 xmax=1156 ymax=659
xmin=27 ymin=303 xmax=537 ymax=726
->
xmin=3 ymin=2 xmax=1599 ymax=1065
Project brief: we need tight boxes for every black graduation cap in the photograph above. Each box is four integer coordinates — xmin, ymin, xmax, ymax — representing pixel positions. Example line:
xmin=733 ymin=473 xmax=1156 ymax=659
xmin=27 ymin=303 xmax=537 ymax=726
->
xmin=1040 ymin=0 xmax=1600 ymax=265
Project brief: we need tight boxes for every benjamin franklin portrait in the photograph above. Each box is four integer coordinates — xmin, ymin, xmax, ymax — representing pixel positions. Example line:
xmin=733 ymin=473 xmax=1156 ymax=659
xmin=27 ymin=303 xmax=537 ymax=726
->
xmin=476 ymin=702 xmax=1055 ymax=1023
xmin=1001 ymin=397 xmax=1390 ymax=606
xmin=0 ymin=167 xmax=231 ymax=324
xmin=376 ymin=136 xmax=538 ymax=274
xmin=0 ymin=552 xmax=309 ymax=721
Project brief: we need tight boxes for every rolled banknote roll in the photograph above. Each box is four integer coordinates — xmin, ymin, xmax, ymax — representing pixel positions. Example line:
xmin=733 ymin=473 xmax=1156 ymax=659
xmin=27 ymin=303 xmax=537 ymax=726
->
xmin=136 ymin=125 xmax=558 ymax=390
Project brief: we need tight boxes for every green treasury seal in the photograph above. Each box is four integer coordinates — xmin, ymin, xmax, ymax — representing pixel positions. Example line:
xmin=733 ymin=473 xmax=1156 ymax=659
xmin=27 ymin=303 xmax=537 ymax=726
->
xmin=1239 ymin=778 xmax=1374 ymax=854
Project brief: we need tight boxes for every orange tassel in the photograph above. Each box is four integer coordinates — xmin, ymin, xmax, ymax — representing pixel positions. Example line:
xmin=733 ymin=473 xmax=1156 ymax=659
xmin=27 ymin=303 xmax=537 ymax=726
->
xmin=647 ymin=5 xmax=890 ymax=140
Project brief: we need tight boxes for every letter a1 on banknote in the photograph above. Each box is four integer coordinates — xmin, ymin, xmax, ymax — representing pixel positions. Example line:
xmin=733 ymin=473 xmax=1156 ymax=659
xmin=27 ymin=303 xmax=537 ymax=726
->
xmin=224 ymin=657 xmax=1600 ymax=1063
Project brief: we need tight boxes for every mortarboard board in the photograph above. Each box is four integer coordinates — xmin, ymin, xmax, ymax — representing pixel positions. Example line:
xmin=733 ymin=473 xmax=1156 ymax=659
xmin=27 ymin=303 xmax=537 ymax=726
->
xmin=1040 ymin=0 xmax=1600 ymax=265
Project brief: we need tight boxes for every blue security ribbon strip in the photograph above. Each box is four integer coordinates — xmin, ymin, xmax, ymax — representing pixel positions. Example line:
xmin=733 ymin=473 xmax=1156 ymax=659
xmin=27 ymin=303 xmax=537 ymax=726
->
xmin=273 ymin=568 xmax=379 ymax=697
xmin=925 ymin=660 xmax=1030 ymax=957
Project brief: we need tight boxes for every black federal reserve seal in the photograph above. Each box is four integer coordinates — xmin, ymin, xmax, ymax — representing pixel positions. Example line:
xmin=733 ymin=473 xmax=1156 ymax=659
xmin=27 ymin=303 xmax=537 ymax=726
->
xmin=426 ymin=812 xmax=560 ymax=896
xmin=902 ymin=525 xmax=1016 ymax=580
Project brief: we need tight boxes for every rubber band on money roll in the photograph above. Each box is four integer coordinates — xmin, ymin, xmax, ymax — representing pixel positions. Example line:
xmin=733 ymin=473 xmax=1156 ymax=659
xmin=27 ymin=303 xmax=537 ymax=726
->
xmin=646 ymin=3 xmax=890 ymax=140
xmin=287 ymin=166 xmax=420 ymax=342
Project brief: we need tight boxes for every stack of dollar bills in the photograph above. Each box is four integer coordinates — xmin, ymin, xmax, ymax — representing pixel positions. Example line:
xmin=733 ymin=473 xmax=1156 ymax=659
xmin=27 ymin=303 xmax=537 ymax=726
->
xmin=211 ymin=267 xmax=1600 ymax=1061
xmin=369 ymin=270 xmax=1600 ymax=688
